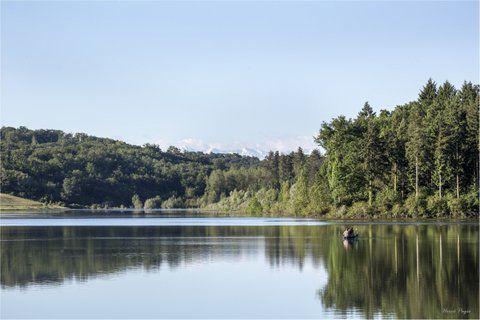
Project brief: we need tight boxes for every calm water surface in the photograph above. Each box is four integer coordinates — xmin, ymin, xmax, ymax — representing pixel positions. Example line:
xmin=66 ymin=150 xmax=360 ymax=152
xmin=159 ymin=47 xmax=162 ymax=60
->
xmin=1 ymin=211 xmax=478 ymax=319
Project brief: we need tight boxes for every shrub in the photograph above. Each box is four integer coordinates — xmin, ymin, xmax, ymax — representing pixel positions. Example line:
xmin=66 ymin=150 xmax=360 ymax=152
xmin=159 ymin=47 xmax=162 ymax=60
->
xmin=161 ymin=196 xmax=184 ymax=209
xmin=144 ymin=196 xmax=163 ymax=209
xmin=446 ymin=193 xmax=467 ymax=217
xmin=333 ymin=205 xmax=348 ymax=217
xmin=228 ymin=189 xmax=244 ymax=208
xmin=376 ymin=189 xmax=401 ymax=214
xmin=255 ymin=188 xmax=277 ymax=212
xmin=349 ymin=201 xmax=375 ymax=217
xmin=404 ymin=193 xmax=427 ymax=217
xmin=246 ymin=196 xmax=262 ymax=214
xmin=184 ymin=197 xmax=200 ymax=208
xmin=391 ymin=203 xmax=406 ymax=217
xmin=464 ymin=187 xmax=479 ymax=215
xmin=289 ymin=182 xmax=310 ymax=216
xmin=131 ymin=194 xmax=143 ymax=209
xmin=426 ymin=195 xmax=449 ymax=217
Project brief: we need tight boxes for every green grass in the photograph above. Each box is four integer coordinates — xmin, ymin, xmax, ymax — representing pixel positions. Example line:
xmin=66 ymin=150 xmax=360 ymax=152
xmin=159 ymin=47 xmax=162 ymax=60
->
xmin=0 ymin=193 xmax=64 ymax=211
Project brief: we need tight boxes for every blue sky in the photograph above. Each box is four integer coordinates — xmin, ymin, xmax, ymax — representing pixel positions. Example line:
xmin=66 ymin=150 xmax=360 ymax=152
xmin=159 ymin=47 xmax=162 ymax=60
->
xmin=1 ymin=1 xmax=478 ymax=154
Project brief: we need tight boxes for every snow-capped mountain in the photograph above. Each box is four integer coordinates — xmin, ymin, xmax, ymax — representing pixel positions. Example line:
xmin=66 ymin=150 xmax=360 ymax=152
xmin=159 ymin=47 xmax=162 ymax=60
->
xmin=206 ymin=147 xmax=267 ymax=159
xmin=175 ymin=136 xmax=318 ymax=159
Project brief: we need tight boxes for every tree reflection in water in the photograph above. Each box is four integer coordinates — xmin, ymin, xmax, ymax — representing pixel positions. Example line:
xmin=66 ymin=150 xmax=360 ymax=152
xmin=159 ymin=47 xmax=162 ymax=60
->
xmin=1 ymin=223 xmax=478 ymax=318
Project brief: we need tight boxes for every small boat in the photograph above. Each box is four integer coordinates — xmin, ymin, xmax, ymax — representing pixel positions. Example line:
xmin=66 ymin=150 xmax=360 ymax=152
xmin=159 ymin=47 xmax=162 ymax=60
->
xmin=343 ymin=233 xmax=358 ymax=240
xmin=342 ymin=227 xmax=358 ymax=240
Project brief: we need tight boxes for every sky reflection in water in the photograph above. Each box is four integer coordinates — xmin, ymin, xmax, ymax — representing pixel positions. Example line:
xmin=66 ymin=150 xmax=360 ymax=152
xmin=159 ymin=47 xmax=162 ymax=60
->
xmin=1 ymin=213 xmax=478 ymax=319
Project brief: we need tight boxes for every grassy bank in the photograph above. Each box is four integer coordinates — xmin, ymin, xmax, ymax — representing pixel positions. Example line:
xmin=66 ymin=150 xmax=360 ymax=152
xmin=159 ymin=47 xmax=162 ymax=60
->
xmin=0 ymin=193 xmax=65 ymax=211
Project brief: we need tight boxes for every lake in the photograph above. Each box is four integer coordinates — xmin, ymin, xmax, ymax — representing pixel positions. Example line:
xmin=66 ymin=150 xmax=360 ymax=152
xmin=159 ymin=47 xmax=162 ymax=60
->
xmin=1 ymin=211 xmax=478 ymax=319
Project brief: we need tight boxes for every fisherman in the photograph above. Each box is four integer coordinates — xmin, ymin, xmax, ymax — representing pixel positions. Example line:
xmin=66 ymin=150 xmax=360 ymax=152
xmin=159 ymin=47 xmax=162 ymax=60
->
xmin=343 ymin=227 xmax=354 ymax=238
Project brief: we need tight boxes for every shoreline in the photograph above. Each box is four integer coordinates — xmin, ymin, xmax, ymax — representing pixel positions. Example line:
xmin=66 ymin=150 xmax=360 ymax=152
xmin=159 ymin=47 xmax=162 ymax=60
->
xmin=1 ymin=206 xmax=478 ymax=220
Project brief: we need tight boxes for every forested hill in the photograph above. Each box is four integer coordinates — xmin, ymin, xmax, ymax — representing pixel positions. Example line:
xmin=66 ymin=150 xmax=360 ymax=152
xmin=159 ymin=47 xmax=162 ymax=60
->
xmin=1 ymin=79 xmax=479 ymax=217
xmin=0 ymin=127 xmax=260 ymax=208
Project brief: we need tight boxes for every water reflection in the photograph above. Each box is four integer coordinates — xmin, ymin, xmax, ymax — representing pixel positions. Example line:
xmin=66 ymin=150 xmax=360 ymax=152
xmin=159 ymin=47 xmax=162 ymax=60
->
xmin=319 ymin=224 xmax=478 ymax=319
xmin=1 ymin=221 xmax=478 ymax=318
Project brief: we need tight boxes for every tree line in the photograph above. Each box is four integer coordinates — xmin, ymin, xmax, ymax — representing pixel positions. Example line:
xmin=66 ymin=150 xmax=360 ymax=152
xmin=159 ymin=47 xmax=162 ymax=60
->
xmin=0 ymin=126 xmax=259 ymax=208
xmin=1 ymin=79 xmax=478 ymax=216
xmin=316 ymin=79 xmax=479 ymax=216
xmin=204 ymin=79 xmax=479 ymax=217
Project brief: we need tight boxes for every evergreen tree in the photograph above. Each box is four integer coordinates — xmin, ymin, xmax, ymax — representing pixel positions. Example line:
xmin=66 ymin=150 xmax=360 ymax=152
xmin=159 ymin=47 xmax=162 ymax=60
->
xmin=459 ymin=82 xmax=479 ymax=191
xmin=379 ymin=108 xmax=408 ymax=198
xmin=418 ymin=78 xmax=438 ymax=106
xmin=306 ymin=149 xmax=323 ymax=186
xmin=279 ymin=153 xmax=294 ymax=183
xmin=406 ymin=100 xmax=429 ymax=199
xmin=263 ymin=151 xmax=280 ymax=189
xmin=1 ymin=79 xmax=478 ymax=217
xmin=356 ymin=103 xmax=386 ymax=206
xmin=444 ymin=94 xmax=467 ymax=198
xmin=293 ymin=147 xmax=306 ymax=177
xmin=425 ymin=82 xmax=456 ymax=199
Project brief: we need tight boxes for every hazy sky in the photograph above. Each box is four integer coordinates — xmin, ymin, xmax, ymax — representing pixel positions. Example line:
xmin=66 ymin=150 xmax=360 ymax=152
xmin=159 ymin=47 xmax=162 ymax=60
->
xmin=1 ymin=1 xmax=478 ymax=154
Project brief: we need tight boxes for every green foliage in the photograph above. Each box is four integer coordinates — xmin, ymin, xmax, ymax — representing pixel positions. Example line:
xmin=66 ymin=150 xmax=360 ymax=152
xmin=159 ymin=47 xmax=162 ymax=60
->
xmin=161 ymin=196 xmax=184 ymax=209
xmin=131 ymin=194 xmax=143 ymax=209
xmin=391 ymin=203 xmax=406 ymax=217
xmin=1 ymin=79 xmax=478 ymax=217
xmin=144 ymin=196 xmax=163 ymax=209
xmin=0 ymin=126 xmax=259 ymax=208
xmin=308 ymin=171 xmax=331 ymax=215
xmin=348 ymin=201 xmax=374 ymax=217
xmin=464 ymin=186 xmax=479 ymax=214
xmin=376 ymin=188 xmax=401 ymax=213
xmin=290 ymin=169 xmax=310 ymax=215
xmin=404 ymin=193 xmax=427 ymax=217
xmin=426 ymin=195 xmax=449 ymax=217
xmin=246 ymin=196 xmax=262 ymax=214
xmin=446 ymin=193 xmax=467 ymax=217
xmin=314 ymin=79 xmax=478 ymax=217
xmin=256 ymin=188 xmax=278 ymax=212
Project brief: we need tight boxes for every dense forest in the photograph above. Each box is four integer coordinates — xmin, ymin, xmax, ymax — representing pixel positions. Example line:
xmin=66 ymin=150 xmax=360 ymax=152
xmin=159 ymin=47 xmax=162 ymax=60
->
xmin=206 ymin=80 xmax=479 ymax=217
xmin=1 ymin=79 xmax=478 ymax=216
xmin=0 ymin=127 xmax=259 ymax=209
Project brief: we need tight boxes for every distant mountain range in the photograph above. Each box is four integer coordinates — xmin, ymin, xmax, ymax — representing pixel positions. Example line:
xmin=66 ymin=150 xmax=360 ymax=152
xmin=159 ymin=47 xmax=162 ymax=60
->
xmin=174 ymin=135 xmax=317 ymax=159
xmin=179 ymin=145 xmax=268 ymax=159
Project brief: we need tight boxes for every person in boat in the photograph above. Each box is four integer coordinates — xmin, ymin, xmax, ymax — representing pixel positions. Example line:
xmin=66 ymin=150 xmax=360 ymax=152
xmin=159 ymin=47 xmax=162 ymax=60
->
xmin=343 ymin=227 xmax=355 ymax=238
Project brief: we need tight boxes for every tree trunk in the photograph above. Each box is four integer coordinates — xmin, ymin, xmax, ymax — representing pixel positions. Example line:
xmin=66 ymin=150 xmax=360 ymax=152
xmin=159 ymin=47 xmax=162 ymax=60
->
xmin=476 ymin=153 xmax=479 ymax=191
xmin=368 ymin=179 xmax=373 ymax=206
xmin=439 ymin=172 xmax=442 ymax=199
xmin=456 ymin=174 xmax=460 ymax=199
xmin=474 ymin=150 xmax=479 ymax=205
xmin=401 ymin=173 xmax=405 ymax=200
xmin=415 ymin=155 xmax=419 ymax=198
xmin=393 ymin=163 xmax=397 ymax=193
xmin=456 ymin=149 xmax=460 ymax=199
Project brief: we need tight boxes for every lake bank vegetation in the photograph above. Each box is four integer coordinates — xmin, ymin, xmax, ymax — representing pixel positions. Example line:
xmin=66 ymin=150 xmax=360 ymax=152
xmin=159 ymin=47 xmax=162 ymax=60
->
xmin=1 ymin=80 xmax=478 ymax=217
xmin=0 ymin=193 xmax=64 ymax=211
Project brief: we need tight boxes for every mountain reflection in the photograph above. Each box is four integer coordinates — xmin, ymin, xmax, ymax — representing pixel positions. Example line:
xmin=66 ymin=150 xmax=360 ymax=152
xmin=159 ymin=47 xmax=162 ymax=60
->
xmin=1 ymin=223 xmax=478 ymax=318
